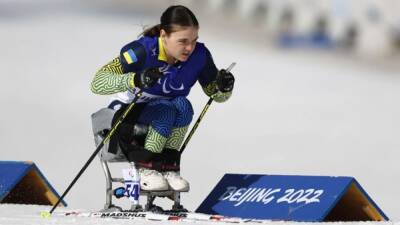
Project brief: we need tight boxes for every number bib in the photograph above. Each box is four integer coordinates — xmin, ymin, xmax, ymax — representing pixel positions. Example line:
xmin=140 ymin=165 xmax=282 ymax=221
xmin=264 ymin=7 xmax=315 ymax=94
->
xmin=122 ymin=168 xmax=140 ymax=204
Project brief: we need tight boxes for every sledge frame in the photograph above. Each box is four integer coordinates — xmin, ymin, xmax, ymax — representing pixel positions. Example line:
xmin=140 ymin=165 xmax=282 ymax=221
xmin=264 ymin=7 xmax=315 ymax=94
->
xmin=92 ymin=108 xmax=187 ymax=212
xmin=100 ymin=156 xmax=187 ymax=212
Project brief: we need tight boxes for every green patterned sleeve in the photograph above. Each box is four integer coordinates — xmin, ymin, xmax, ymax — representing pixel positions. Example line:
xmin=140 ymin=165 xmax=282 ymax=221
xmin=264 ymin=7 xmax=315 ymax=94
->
xmin=91 ymin=57 xmax=136 ymax=95
xmin=202 ymin=81 xmax=232 ymax=103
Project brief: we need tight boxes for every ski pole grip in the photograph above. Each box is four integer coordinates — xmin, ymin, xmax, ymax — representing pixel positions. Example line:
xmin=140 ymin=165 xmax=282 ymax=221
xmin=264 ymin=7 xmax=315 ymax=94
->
xmin=212 ymin=62 xmax=236 ymax=99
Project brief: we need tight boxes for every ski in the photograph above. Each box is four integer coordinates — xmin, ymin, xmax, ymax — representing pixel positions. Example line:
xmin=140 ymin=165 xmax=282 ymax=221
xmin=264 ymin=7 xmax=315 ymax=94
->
xmin=58 ymin=210 xmax=266 ymax=223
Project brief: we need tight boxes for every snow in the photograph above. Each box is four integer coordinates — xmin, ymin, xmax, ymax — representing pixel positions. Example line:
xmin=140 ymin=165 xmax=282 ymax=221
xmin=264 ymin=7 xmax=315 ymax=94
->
xmin=0 ymin=204 xmax=398 ymax=225
xmin=1 ymin=1 xmax=400 ymax=224
xmin=0 ymin=204 xmax=161 ymax=225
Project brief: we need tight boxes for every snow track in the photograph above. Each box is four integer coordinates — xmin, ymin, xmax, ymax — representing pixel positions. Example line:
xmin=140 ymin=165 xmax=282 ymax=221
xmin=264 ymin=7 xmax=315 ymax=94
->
xmin=0 ymin=204 xmax=398 ymax=225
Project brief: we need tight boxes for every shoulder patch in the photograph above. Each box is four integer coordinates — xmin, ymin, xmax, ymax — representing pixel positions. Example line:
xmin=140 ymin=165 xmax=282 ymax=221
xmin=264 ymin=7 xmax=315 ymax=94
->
xmin=122 ymin=49 xmax=138 ymax=64
xmin=120 ymin=41 xmax=147 ymax=73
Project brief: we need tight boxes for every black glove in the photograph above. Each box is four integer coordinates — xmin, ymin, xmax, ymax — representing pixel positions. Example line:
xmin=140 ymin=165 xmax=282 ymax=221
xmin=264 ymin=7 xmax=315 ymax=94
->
xmin=134 ymin=68 xmax=163 ymax=89
xmin=216 ymin=69 xmax=235 ymax=92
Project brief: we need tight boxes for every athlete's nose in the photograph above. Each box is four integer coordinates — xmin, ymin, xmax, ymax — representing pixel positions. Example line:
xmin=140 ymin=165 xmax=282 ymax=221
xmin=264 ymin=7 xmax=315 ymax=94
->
xmin=185 ymin=42 xmax=195 ymax=53
xmin=185 ymin=45 xmax=192 ymax=53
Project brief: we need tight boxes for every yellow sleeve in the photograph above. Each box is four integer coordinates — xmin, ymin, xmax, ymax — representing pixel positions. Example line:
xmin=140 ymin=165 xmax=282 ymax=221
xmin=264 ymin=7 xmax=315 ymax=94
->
xmin=91 ymin=57 xmax=136 ymax=95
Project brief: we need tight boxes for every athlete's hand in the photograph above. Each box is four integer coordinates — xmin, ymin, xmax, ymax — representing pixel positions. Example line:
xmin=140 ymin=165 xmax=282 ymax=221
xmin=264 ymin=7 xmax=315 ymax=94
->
xmin=135 ymin=68 xmax=163 ymax=89
xmin=216 ymin=69 xmax=235 ymax=92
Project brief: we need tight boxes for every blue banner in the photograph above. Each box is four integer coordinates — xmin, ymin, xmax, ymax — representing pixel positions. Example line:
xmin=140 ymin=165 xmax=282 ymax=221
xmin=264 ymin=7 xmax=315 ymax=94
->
xmin=196 ymin=174 xmax=387 ymax=221
xmin=0 ymin=161 xmax=66 ymax=206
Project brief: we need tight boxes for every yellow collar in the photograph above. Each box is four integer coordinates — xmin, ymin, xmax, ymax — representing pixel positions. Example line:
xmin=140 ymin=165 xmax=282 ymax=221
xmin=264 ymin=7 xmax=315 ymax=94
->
xmin=158 ymin=37 xmax=168 ymax=62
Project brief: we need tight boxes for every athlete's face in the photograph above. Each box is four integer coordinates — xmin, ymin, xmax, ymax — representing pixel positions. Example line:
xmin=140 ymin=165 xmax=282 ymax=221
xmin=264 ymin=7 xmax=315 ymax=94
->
xmin=161 ymin=26 xmax=199 ymax=62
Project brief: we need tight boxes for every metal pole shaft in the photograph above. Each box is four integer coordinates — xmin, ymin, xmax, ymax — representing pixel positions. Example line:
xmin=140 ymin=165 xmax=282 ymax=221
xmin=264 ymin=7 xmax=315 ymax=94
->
xmin=48 ymin=91 xmax=142 ymax=214
xmin=180 ymin=62 xmax=236 ymax=153
xmin=180 ymin=97 xmax=213 ymax=153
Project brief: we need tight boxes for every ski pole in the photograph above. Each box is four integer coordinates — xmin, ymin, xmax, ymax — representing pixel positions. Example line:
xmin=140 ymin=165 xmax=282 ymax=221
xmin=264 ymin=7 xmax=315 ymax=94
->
xmin=180 ymin=62 xmax=236 ymax=154
xmin=41 ymin=91 xmax=143 ymax=218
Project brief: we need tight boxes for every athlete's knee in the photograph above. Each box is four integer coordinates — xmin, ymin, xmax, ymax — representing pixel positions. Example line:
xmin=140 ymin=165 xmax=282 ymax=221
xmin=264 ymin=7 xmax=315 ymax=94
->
xmin=149 ymin=100 xmax=177 ymax=123
xmin=143 ymin=100 xmax=177 ymax=137
xmin=171 ymin=97 xmax=193 ymax=126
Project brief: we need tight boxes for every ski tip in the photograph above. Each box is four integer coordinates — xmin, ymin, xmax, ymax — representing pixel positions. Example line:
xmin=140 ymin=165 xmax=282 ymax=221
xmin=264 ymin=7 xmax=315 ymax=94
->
xmin=40 ymin=211 xmax=51 ymax=219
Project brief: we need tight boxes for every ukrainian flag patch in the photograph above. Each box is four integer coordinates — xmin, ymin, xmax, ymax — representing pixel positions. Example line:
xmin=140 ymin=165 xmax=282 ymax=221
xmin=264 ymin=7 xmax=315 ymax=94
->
xmin=123 ymin=49 xmax=138 ymax=64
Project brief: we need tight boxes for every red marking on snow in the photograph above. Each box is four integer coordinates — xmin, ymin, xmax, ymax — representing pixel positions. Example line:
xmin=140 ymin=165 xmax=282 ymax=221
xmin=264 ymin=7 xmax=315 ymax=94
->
xmin=210 ymin=215 xmax=225 ymax=220
xmin=168 ymin=215 xmax=181 ymax=221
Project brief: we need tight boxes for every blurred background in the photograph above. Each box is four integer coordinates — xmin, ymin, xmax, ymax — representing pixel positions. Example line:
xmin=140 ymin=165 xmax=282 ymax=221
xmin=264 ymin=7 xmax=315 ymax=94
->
xmin=2 ymin=0 xmax=400 ymax=58
xmin=1 ymin=0 xmax=399 ymax=220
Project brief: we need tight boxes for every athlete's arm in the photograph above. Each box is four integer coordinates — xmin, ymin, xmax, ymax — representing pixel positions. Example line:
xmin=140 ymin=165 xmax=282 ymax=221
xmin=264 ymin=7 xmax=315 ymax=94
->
xmin=91 ymin=57 xmax=135 ymax=95
xmin=198 ymin=48 xmax=233 ymax=103
xmin=91 ymin=41 xmax=147 ymax=95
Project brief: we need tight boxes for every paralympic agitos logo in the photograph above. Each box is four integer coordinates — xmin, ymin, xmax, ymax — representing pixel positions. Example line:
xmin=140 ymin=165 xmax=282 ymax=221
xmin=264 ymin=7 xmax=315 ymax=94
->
xmin=158 ymin=65 xmax=185 ymax=94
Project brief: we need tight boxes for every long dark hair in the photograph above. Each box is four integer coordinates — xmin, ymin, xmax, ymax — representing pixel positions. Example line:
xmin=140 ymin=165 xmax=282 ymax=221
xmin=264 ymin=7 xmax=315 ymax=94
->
xmin=142 ymin=5 xmax=199 ymax=37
